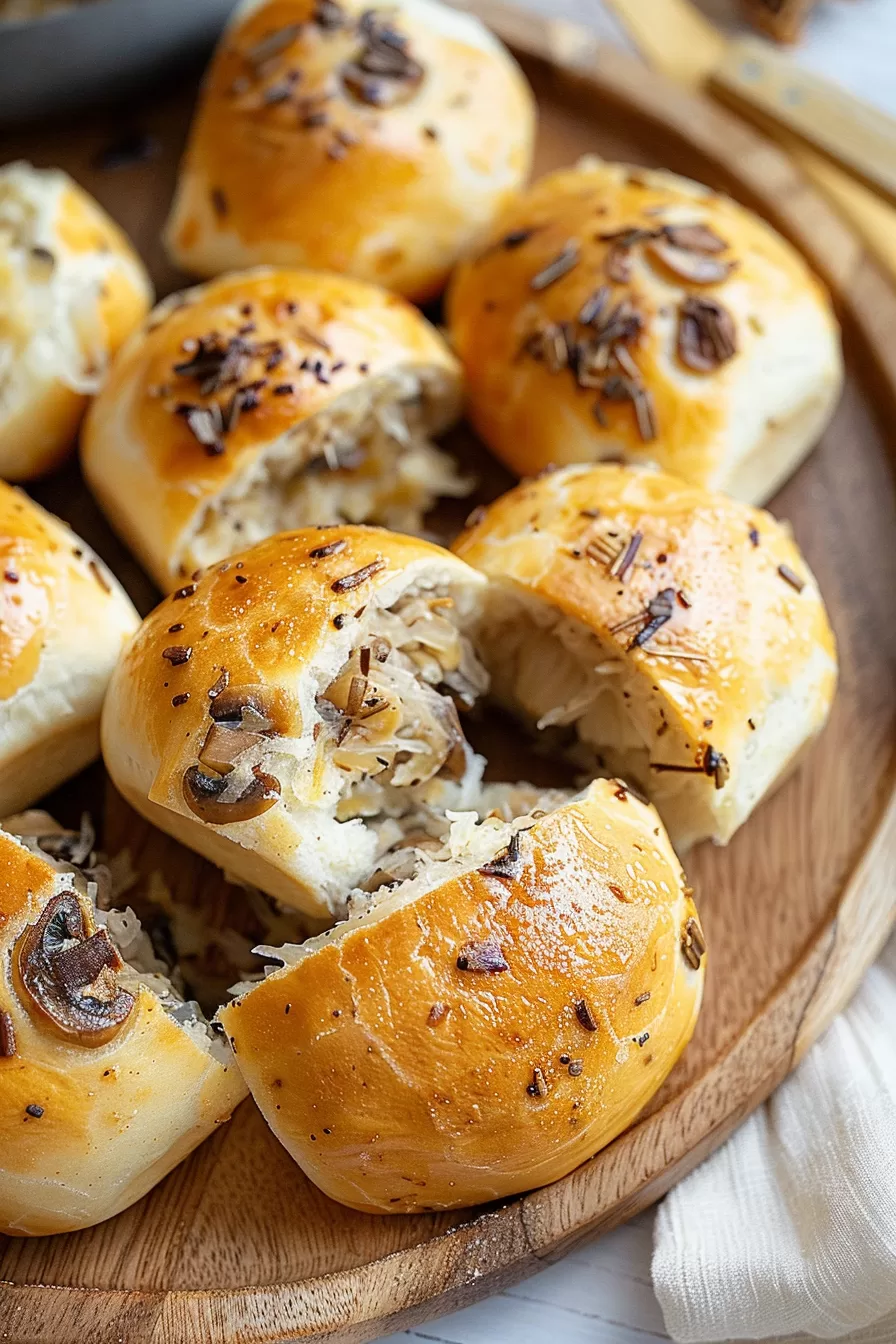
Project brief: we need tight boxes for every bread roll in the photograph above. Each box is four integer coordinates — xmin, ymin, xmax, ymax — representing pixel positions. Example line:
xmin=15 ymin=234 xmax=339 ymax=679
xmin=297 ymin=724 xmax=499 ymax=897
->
xmin=0 ymin=817 xmax=246 ymax=1236
xmin=81 ymin=268 xmax=466 ymax=591
xmin=0 ymin=161 xmax=152 ymax=481
xmin=217 ymin=778 xmax=704 ymax=1212
xmin=0 ymin=482 xmax=139 ymax=815
xmin=447 ymin=160 xmax=843 ymax=505
xmin=454 ymin=463 xmax=838 ymax=851
xmin=102 ymin=526 xmax=493 ymax=919
xmin=164 ymin=0 xmax=535 ymax=301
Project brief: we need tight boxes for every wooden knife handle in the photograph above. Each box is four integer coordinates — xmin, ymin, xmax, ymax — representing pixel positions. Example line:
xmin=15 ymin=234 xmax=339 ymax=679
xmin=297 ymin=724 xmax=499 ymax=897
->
xmin=710 ymin=37 xmax=896 ymax=206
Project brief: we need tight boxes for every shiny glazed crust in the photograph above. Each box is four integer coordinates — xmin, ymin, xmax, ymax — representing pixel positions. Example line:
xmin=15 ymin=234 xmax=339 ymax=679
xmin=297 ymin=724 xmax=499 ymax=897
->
xmin=0 ymin=831 xmax=246 ymax=1236
xmin=218 ymin=778 xmax=704 ymax=1212
xmin=101 ymin=525 xmax=485 ymax=918
xmin=0 ymin=482 xmax=139 ymax=815
xmin=446 ymin=160 xmax=843 ymax=504
xmin=164 ymin=0 xmax=536 ymax=301
xmin=0 ymin=162 xmax=152 ymax=480
xmin=454 ymin=464 xmax=838 ymax=849
xmin=81 ymin=267 xmax=463 ymax=590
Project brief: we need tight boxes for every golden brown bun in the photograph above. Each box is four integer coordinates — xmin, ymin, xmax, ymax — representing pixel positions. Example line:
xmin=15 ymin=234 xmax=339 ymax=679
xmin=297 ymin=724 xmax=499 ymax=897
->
xmin=218 ymin=778 xmax=704 ymax=1212
xmin=0 ymin=482 xmax=139 ymax=815
xmin=447 ymin=160 xmax=843 ymax=505
xmin=454 ymin=463 xmax=837 ymax=850
xmin=81 ymin=267 xmax=463 ymax=592
xmin=163 ymin=0 xmax=535 ymax=301
xmin=0 ymin=162 xmax=152 ymax=481
xmin=101 ymin=525 xmax=485 ymax=918
xmin=0 ymin=827 xmax=246 ymax=1236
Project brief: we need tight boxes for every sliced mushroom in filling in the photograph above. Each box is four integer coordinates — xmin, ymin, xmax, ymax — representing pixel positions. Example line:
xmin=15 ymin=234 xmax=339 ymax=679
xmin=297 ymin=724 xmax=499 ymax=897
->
xmin=6 ymin=814 xmax=230 ymax=1062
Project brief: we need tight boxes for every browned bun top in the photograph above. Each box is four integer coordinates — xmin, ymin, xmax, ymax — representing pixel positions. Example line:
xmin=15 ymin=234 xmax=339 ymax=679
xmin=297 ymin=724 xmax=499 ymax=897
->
xmin=454 ymin=463 xmax=837 ymax=848
xmin=81 ymin=267 xmax=461 ymax=591
xmin=446 ymin=160 xmax=842 ymax=501
xmin=101 ymin=525 xmax=485 ymax=916
xmin=219 ymin=778 xmax=705 ymax=1212
xmin=0 ymin=828 xmax=245 ymax=1236
xmin=164 ymin=0 xmax=536 ymax=301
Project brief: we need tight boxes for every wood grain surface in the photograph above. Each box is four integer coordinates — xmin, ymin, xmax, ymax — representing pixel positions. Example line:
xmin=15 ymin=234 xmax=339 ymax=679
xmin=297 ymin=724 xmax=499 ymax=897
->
xmin=0 ymin=5 xmax=895 ymax=1342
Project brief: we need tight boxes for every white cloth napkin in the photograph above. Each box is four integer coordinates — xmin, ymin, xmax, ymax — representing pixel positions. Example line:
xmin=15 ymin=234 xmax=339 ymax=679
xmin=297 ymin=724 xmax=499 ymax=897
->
xmin=652 ymin=932 xmax=896 ymax=1343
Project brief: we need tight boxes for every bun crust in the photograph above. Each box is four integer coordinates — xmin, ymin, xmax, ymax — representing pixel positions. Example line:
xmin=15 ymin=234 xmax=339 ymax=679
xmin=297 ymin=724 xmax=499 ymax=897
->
xmin=219 ymin=779 xmax=704 ymax=1212
xmin=81 ymin=267 xmax=463 ymax=591
xmin=0 ymin=483 xmax=139 ymax=815
xmin=164 ymin=0 xmax=535 ymax=301
xmin=0 ymin=162 xmax=152 ymax=480
xmin=454 ymin=464 xmax=837 ymax=849
xmin=0 ymin=829 xmax=245 ymax=1236
xmin=101 ymin=525 xmax=484 ymax=917
xmin=447 ymin=161 xmax=843 ymax=504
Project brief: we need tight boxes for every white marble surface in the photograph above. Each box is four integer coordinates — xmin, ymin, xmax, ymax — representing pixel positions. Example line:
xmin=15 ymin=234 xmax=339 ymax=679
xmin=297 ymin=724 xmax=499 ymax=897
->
xmin=378 ymin=3 xmax=893 ymax=1342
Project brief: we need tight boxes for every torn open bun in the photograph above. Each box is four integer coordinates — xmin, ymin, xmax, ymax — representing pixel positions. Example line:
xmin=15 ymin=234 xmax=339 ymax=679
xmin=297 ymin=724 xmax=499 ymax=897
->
xmin=163 ymin=0 xmax=535 ymax=302
xmin=0 ymin=481 xmax=139 ymax=816
xmin=102 ymin=527 xmax=493 ymax=919
xmin=0 ymin=161 xmax=152 ymax=481
xmin=218 ymin=778 xmax=705 ymax=1212
xmin=0 ymin=816 xmax=246 ymax=1236
xmin=81 ymin=268 xmax=466 ymax=592
xmin=447 ymin=160 xmax=843 ymax=505
xmin=454 ymin=463 xmax=838 ymax=851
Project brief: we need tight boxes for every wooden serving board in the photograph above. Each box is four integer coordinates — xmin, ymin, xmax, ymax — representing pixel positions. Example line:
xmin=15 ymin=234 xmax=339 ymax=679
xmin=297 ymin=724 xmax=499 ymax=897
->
xmin=2 ymin=4 xmax=896 ymax=1341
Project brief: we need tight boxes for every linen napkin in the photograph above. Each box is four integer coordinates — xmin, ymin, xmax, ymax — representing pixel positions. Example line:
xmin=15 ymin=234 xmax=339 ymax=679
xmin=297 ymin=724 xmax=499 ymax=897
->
xmin=652 ymin=931 xmax=896 ymax=1343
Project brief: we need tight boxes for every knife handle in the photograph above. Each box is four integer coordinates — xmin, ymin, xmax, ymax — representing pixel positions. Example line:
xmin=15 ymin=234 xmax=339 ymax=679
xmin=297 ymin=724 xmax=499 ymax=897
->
xmin=710 ymin=37 xmax=896 ymax=206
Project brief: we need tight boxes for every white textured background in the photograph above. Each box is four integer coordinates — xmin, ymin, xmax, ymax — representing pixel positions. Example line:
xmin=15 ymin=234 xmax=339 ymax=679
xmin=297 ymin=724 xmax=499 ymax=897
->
xmin=377 ymin=2 xmax=896 ymax=1342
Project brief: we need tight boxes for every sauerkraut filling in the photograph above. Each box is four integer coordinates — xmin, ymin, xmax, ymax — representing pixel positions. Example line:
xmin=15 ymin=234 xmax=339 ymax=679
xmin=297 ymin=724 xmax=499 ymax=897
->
xmin=185 ymin=371 xmax=471 ymax=571
xmin=4 ymin=811 xmax=230 ymax=1062
xmin=473 ymin=581 xmax=727 ymax=847
xmin=234 ymin=790 xmax=571 ymax=992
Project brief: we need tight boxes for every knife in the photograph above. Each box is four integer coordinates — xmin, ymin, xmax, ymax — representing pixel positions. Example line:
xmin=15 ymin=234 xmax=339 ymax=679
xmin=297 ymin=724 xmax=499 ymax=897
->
xmin=601 ymin=0 xmax=896 ymax=283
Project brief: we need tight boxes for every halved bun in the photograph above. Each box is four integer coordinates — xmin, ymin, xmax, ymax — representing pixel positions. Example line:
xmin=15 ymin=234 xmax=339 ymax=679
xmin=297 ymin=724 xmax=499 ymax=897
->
xmin=0 ymin=481 xmax=139 ymax=816
xmin=0 ymin=161 xmax=152 ymax=480
xmin=454 ymin=463 xmax=838 ymax=850
xmin=218 ymin=778 xmax=705 ymax=1212
xmin=101 ymin=526 xmax=489 ymax=919
xmin=0 ymin=820 xmax=246 ymax=1236
xmin=164 ymin=0 xmax=535 ymax=302
xmin=447 ymin=160 xmax=843 ymax=505
xmin=81 ymin=268 xmax=465 ymax=592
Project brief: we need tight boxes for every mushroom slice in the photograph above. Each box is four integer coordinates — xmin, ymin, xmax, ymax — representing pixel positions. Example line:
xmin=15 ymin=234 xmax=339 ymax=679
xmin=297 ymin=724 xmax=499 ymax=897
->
xmin=18 ymin=890 xmax=135 ymax=1043
xmin=183 ymin=765 xmax=281 ymax=825
xmin=646 ymin=238 xmax=734 ymax=285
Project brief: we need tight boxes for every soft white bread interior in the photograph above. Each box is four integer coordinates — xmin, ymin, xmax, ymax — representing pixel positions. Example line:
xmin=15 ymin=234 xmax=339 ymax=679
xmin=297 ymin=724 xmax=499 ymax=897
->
xmin=0 ymin=817 xmax=246 ymax=1236
xmin=454 ymin=463 xmax=838 ymax=851
xmin=0 ymin=161 xmax=152 ymax=481
xmin=81 ymin=268 xmax=466 ymax=592
xmin=164 ymin=0 xmax=536 ymax=301
xmin=446 ymin=159 xmax=843 ymax=505
xmin=102 ymin=527 xmax=498 ymax=920
xmin=218 ymin=778 xmax=705 ymax=1212
xmin=0 ymin=481 xmax=140 ymax=816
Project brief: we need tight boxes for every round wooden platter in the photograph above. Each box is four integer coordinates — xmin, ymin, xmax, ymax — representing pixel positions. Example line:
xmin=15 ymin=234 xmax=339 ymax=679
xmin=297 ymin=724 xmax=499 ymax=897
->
xmin=3 ymin=4 xmax=896 ymax=1342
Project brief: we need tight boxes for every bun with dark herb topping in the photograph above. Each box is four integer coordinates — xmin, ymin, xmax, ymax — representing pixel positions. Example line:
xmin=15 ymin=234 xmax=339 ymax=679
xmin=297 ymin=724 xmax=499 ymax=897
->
xmin=163 ymin=0 xmax=536 ymax=301
xmin=447 ymin=160 xmax=843 ymax=504
xmin=453 ymin=462 xmax=838 ymax=850
xmin=217 ymin=777 xmax=704 ymax=1213
xmin=81 ymin=267 xmax=465 ymax=591
xmin=0 ymin=817 xmax=245 ymax=1236
xmin=101 ymin=526 xmax=493 ymax=920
